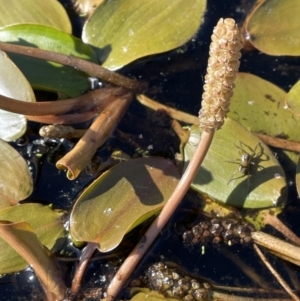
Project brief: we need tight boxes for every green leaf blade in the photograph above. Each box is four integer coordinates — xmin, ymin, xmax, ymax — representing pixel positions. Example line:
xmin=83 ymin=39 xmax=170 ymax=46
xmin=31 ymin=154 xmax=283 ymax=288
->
xmin=0 ymin=50 xmax=36 ymax=141
xmin=0 ymin=139 xmax=33 ymax=209
xmin=228 ymin=73 xmax=300 ymax=142
xmin=184 ymin=119 xmax=286 ymax=208
xmin=0 ymin=24 xmax=98 ymax=96
xmin=70 ymin=157 xmax=180 ymax=252
xmin=0 ymin=204 xmax=66 ymax=273
xmin=83 ymin=0 xmax=207 ymax=70
xmin=0 ymin=0 xmax=71 ymax=33
xmin=246 ymin=0 xmax=300 ymax=55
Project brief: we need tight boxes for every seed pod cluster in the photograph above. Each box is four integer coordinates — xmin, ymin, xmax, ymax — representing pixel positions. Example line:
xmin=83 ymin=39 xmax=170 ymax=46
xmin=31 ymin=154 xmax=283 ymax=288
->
xmin=146 ymin=262 xmax=210 ymax=301
xmin=182 ymin=217 xmax=255 ymax=246
xmin=198 ymin=18 xmax=242 ymax=132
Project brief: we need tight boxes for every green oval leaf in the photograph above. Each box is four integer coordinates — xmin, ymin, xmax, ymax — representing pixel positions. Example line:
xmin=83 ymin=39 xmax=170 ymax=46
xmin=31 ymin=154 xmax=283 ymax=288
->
xmin=0 ymin=203 xmax=65 ymax=274
xmin=0 ymin=50 xmax=36 ymax=141
xmin=285 ymin=80 xmax=300 ymax=116
xmin=228 ymin=73 xmax=300 ymax=141
xmin=0 ymin=139 xmax=33 ymax=209
xmin=184 ymin=118 xmax=286 ymax=208
xmin=246 ymin=0 xmax=300 ymax=55
xmin=70 ymin=157 xmax=180 ymax=252
xmin=0 ymin=0 xmax=71 ymax=33
xmin=83 ymin=0 xmax=207 ymax=70
xmin=0 ymin=24 xmax=98 ymax=96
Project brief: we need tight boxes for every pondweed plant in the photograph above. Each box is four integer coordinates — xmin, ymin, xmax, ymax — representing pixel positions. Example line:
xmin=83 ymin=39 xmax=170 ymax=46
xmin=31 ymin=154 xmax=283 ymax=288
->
xmin=1 ymin=1 xmax=300 ymax=300
xmin=105 ymin=17 xmax=242 ymax=301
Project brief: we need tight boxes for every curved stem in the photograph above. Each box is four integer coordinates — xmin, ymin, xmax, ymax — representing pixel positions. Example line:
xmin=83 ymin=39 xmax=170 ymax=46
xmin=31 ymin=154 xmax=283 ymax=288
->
xmin=0 ymin=87 xmax=125 ymax=116
xmin=26 ymin=110 xmax=96 ymax=124
xmin=0 ymin=42 xmax=147 ymax=92
xmin=71 ymin=243 xmax=98 ymax=295
xmin=56 ymin=92 xmax=133 ymax=180
xmin=105 ymin=131 xmax=214 ymax=301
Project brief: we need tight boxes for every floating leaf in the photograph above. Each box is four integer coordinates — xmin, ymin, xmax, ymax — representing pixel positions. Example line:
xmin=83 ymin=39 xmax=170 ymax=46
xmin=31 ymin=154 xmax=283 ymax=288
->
xmin=245 ymin=0 xmax=300 ymax=55
xmin=0 ymin=50 xmax=36 ymax=141
xmin=0 ymin=221 xmax=65 ymax=299
xmin=0 ymin=139 xmax=33 ymax=209
xmin=228 ymin=73 xmax=300 ymax=141
xmin=82 ymin=0 xmax=207 ymax=70
xmin=0 ymin=24 xmax=98 ymax=96
xmin=184 ymin=118 xmax=286 ymax=208
xmin=0 ymin=203 xmax=65 ymax=273
xmin=285 ymin=80 xmax=300 ymax=116
xmin=70 ymin=157 xmax=180 ymax=252
xmin=0 ymin=0 xmax=71 ymax=33
xmin=130 ymin=289 xmax=178 ymax=301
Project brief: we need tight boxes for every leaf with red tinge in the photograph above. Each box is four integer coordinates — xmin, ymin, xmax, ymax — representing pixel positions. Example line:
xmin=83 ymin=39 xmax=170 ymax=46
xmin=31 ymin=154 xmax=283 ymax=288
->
xmin=70 ymin=157 xmax=180 ymax=252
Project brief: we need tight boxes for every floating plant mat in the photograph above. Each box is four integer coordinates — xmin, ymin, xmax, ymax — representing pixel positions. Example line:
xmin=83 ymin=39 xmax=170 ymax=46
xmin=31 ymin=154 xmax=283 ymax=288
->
xmin=183 ymin=118 xmax=286 ymax=208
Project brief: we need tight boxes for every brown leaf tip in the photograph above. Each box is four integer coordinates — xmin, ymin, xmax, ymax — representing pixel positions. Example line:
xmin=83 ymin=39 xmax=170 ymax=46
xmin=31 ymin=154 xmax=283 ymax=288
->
xmin=198 ymin=18 xmax=242 ymax=132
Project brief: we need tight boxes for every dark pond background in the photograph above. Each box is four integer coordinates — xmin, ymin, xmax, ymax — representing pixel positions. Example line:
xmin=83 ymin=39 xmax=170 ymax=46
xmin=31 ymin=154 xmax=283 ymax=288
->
xmin=2 ymin=0 xmax=300 ymax=300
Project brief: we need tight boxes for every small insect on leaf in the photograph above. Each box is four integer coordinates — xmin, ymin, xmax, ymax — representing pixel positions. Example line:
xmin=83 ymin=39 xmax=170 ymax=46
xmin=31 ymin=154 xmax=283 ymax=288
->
xmin=226 ymin=141 xmax=268 ymax=193
xmin=183 ymin=118 xmax=287 ymax=208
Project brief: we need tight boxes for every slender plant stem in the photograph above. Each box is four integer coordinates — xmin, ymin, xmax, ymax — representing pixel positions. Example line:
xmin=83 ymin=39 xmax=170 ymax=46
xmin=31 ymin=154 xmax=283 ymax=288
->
xmin=105 ymin=131 xmax=214 ymax=301
xmin=26 ymin=110 xmax=96 ymax=124
xmin=56 ymin=93 xmax=133 ymax=179
xmin=263 ymin=214 xmax=300 ymax=246
xmin=254 ymin=133 xmax=300 ymax=153
xmin=0 ymin=87 xmax=124 ymax=116
xmin=251 ymin=231 xmax=300 ymax=266
xmin=253 ymin=243 xmax=300 ymax=301
xmin=136 ymin=94 xmax=199 ymax=125
xmin=0 ymin=42 xmax=147 ymax=92
xmin=71 ymin=243 xmax=98 ymax=295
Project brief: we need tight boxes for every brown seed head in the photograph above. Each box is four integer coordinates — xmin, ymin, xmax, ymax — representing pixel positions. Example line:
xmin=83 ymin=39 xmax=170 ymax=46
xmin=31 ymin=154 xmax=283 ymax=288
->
xmin=198 ymin=18 xmax=242 ymax=132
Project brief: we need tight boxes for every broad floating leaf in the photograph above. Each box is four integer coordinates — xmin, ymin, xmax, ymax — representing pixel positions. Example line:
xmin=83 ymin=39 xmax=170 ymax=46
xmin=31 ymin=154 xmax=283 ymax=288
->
xmin=130 ymin=290 xmax=178 ymax=301
xmin=228 ymin=73 xmax=300 ymax=142
xmin=0 ymin=50 xmax=36 ymax=141
xmin=285 ymin=80 xmax=300 ymax=116
xmin=0 ymin=0 xmax=71 ymax=33
xmin=0 ymin=203 xmax=65 ymax=274
xmin=83 ymin=0 xmax=207 ymax=70
xmin=245 ymin=0 xmax=300 ymax=55
xmin=70 ymin=157 xmax=180 ymax=252
xmin=0 ymin=139 xmax=33 ymax=209
xmin=0 ymin=221 xmax=66 ymax=299
xmin=184 ymin=118 xmax=286 ymax=208
xmin=0 ymin=24 xmax=98 ymax=96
